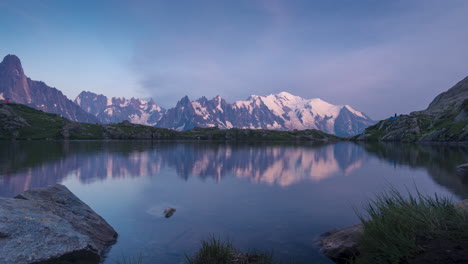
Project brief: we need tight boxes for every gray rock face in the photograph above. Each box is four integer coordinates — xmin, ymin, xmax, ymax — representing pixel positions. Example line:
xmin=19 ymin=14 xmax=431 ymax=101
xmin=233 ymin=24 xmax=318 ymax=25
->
xmin=425 ymin=76 xmax=468 ymax=115
xmin=0 ymin=184 xmax=117 ymax=264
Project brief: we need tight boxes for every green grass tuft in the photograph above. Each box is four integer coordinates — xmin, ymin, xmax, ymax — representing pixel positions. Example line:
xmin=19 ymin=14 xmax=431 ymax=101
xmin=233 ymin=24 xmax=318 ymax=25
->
xmin=114 ymin=254 xmax=143 ymax=264
xmin=185 ymin=235 xmax=282 ymax=264
xmin=185 ymin=236 xmax=235 ymax=264
xmin=354 ymin=189 xmax=468 ymax=264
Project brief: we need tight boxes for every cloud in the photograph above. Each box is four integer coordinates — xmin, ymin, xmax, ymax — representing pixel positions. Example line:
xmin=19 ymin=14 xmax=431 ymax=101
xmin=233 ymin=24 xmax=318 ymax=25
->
xmin=130 ymin=1 xmax=468 ymax=119
xmin=293 ymin=1 xmax=468 ymax=118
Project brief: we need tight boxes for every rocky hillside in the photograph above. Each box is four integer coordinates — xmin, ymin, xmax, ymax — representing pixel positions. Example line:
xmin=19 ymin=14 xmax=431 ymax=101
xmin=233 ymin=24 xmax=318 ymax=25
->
xmin=355 ymin=76 xmax=468 ymax=142
xmin=0 ymin=102 xmax=339 ymax=141
xmin=0 ymin=55 xmax=98 ymax=123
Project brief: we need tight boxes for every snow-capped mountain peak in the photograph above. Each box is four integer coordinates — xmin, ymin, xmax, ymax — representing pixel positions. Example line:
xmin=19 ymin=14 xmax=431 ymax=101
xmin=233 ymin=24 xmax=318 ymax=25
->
xmin=75 ymin=90 xmax=374 ymax=136
xmin=155 ymin=92 xmax=375 ymax=136
xmin=74 ymin=91 xmax=166 ymax=126
xmin=344 ymin=105 xmax=366 ymax=119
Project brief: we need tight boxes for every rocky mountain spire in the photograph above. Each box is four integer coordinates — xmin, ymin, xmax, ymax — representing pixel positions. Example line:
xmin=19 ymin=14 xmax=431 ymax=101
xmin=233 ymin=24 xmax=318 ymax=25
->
xmin=0 ymin=54 xmax=25 ymax=75
xmin=0 ymin=54 xmax=98 ymax=123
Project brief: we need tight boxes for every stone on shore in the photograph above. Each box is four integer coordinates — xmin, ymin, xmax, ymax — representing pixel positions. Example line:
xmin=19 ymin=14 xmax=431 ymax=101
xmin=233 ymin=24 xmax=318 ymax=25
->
xmin=0 ymin=184 xmax=118 ymax=264
xmin=319 ymin=223 xmax=363 ymax=263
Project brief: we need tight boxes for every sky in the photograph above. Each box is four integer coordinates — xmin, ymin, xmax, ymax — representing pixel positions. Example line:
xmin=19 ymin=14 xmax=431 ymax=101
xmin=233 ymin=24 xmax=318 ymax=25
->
xmin=1 ymin=0 xmax=468 ymax=120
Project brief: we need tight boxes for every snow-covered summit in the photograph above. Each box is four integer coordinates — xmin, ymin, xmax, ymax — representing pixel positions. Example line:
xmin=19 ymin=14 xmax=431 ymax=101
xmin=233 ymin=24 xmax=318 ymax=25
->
xmin=157 ymin=92 xmax=374 ymax=136
xmin=74 ymin=91 xmax=165 ymax=125
xmin=75 ymin=90 xmax=374 ymax=136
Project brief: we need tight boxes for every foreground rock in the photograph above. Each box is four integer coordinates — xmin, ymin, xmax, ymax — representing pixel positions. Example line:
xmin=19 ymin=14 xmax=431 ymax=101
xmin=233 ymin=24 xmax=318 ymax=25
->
xmin=319 ymin=224 xmax=364 ymax=263
xmin=0 ymin=184 xmax=117 ymax=264
xmin=319 ymin=199 xmax=468 ymax=263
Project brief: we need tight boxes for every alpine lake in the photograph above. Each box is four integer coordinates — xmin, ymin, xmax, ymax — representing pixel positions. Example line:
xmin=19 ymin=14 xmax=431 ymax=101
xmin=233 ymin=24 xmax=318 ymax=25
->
xmin=1 ymin=140 xmax=467 ymax=263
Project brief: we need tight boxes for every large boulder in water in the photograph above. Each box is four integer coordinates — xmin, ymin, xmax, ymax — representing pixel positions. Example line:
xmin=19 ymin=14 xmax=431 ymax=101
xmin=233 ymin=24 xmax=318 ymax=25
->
xmin=0 ymin=184 xmax=117 ymax=264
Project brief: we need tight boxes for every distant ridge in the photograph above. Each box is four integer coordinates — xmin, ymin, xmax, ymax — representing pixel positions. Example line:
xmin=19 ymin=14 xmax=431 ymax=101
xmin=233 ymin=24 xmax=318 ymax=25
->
xmin=0 ymin=54 xmax=374 ymax=136
xmin=0 ymin=102 xmax=339 ymax=142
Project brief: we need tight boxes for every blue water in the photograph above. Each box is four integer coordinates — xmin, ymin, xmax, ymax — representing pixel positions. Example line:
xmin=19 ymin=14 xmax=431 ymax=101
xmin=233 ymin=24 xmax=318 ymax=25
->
xmin=1 ymin=141 xmax=467 ymax=263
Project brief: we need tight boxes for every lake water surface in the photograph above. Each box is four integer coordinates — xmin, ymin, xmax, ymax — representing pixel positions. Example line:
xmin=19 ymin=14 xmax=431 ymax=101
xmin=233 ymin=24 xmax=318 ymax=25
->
xmin=1 ymin=141 xmax=468 ymax=263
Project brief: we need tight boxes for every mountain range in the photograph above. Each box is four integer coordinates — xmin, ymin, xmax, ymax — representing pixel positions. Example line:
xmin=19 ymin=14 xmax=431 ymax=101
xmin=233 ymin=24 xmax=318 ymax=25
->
xmin=75 ymin=91 xmax=375 ymax=136
xmin=0 ymin=54 xmax=375 ymax=136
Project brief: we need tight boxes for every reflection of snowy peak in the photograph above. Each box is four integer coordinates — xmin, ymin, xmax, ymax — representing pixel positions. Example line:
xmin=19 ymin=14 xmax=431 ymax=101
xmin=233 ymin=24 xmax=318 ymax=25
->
xmin=75 ymin=91 xmax=165 ymax=125
xmin=157 ymin=92 xmax=375 ymax=136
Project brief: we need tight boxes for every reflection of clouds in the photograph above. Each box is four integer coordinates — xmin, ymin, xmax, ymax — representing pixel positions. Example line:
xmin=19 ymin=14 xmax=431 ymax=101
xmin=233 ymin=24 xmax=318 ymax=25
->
xmin=0 ymin=142 xmax=366 ymax=196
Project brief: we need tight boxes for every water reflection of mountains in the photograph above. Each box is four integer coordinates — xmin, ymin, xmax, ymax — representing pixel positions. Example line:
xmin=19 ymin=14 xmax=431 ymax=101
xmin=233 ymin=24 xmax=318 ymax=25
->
xmin=0 ymin=141 xmax=365 ymax=196
xmin=1 ymin=141 xmax=467 ymax=198
xmin=360 ymin=142 xmax=468 ymax=199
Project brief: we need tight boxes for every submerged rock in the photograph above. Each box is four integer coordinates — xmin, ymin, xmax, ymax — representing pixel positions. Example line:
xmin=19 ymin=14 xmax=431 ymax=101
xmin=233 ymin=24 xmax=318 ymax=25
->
xmin=0 ymin=184 xmax=117 ymax=264
xmin=164 ymin=207 xmax=176 ymax=218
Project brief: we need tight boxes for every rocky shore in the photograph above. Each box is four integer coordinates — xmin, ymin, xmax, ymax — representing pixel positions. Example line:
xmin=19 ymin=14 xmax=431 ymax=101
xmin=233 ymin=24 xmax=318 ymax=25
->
xmin=0 ymin=184 xmax=117 ymax=264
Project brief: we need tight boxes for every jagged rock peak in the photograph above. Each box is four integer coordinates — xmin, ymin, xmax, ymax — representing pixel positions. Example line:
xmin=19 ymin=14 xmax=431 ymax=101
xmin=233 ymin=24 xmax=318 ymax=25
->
xmin=78 ymin=90 xmax=106 ymax=97
xmin=1 ymin=54 xmax=24 ymax=75
xmin=178 ymin=95 xmax=191 ymax=104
